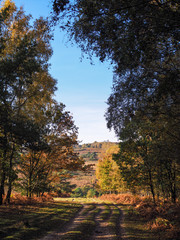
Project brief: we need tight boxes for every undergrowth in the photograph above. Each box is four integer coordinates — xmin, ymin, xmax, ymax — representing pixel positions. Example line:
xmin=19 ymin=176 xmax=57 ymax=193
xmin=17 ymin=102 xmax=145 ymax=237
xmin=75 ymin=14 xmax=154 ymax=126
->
xmin=100 ymin=194 xmax=180 ymax=239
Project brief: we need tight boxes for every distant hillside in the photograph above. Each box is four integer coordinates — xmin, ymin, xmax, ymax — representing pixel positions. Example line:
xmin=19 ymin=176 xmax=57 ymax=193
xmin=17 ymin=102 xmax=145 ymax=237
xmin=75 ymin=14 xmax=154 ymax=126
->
xmin=75 ymin=141 xmax=118 ymax=159
xmin=71 ymin=141 xmax=118 ymax=188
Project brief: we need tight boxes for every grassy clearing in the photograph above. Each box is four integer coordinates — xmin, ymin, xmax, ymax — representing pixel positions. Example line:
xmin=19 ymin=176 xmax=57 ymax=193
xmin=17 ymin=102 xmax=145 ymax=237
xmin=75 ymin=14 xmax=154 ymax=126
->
xmin=54 ymin=197 xmax=106 ymax=204
xmin=0 ymin=202 xmax=81 ymax=240
xmin=2 ymin=196 xmax=177 ymax=240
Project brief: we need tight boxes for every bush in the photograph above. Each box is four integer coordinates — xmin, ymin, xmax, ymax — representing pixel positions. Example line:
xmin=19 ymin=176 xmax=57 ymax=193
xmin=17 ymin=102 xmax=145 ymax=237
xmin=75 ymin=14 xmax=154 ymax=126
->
xmin=10 ymin=193 xmax=54 ymax=205
xmin=71 ymin=186 xmax=99 ymax=198
xmin=86 ymin=189 xmax=97 ymax=198
xmin=71 ymin=187 xmax=84 ymax=198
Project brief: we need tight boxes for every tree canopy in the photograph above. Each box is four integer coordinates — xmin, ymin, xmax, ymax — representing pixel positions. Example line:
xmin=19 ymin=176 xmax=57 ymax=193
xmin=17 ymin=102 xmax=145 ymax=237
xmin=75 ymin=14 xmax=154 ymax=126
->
xmin=52 ymin=0 xmax=179 ymax=137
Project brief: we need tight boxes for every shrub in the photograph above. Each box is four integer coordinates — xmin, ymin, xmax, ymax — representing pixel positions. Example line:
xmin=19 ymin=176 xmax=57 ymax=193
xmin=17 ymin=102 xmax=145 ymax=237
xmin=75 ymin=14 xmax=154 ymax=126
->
xmin=10 ymin=193 xmax=54 ymax=205
xmin=100 ymin=193 xmax=180 ymax=238
xmin=86 ymin=189 xmax=97 ymax=198
xmin=147 ymin=217 xmax=173 ymax=231
xmin=71 ymin=187 xmax=84 ymax=198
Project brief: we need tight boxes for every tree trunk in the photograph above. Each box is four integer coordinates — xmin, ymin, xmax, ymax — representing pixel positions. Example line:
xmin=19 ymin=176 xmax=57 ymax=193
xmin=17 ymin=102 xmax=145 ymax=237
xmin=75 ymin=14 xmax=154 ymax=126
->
xmin=148 ymin=169 xmax=156 ymax=205
xmin=5 ymin=145 xmax=15 ymax=204
xmin=0 ymin=172 xmax=6 ymax=205
xmin=171 ymin=167 xmax=176 ymax=203
xmin=5 ymin=184 xmax=12 ymax=204
xmin=0 ymin=147 xmax=7 ymax=205
xmin=28 ymin=172 xmax=32 ymax=198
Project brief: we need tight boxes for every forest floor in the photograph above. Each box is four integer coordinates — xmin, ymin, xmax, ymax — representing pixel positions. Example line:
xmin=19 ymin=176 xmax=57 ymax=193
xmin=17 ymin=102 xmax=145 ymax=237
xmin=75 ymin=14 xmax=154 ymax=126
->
xmin=0 ymin=197 xmax=176 ymax=240
xmin=38 ymin=198 xmax=158 ymax=240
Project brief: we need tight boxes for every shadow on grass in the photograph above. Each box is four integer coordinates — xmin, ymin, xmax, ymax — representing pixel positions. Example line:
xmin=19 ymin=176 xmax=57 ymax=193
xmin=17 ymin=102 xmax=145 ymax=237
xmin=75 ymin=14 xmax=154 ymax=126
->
xmin=121 ymin=205 xmax=159 ymax=240
xmin=0 ymin=202 xmax=82 ymax=240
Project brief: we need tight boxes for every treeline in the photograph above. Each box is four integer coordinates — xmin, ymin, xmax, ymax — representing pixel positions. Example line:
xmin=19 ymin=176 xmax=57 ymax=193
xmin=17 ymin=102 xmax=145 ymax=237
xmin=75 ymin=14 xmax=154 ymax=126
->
xmin=0 ymin=1 xmax=85 ymax=204
xmin=78 ymin=141 xmax=117 ymax=149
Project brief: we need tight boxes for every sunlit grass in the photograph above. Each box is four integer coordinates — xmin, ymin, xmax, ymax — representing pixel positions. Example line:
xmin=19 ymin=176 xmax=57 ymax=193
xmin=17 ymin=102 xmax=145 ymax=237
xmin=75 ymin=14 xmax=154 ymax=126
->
xmin=54 ymin=197 xmax=110 ymax=204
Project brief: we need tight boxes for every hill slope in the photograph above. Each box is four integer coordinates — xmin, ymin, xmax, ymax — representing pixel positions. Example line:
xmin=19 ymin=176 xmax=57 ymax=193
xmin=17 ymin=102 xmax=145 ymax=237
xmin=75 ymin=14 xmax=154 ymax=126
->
xmin=71 ymin=141 xmax=118 ymax=188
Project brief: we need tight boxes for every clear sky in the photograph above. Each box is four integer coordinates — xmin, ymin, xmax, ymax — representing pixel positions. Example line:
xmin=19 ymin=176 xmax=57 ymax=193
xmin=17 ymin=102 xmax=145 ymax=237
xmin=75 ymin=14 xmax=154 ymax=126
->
xmin=13 ymin=0 xmax=118 ymax=143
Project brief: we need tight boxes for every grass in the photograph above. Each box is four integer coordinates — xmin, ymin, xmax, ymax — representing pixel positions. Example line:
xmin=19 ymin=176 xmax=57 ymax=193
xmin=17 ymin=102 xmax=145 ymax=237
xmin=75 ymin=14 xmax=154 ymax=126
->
xmin=2 ymin=196 xmax=178 ymax=240
xmin=0 ymin=202 xmax=82 ymax=240
xmin=100 ymin=194 xmax=180 ymax=240
xmin=107 ymin=204 xmax=122 ymax=240
xmin=54 ymin=197 xmax=106 ymax=204
xmin=81 ymin=204 xmax=96 ymax=215
xmin=120 ymin=204 xmax=160 ymax=240
xmin=99 ymin=203 xmax=111 ymax=221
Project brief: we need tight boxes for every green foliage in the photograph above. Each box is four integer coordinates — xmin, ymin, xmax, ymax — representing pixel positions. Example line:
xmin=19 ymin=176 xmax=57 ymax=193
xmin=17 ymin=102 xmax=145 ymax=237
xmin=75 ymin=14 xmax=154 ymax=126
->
xmin=0 ymin=0 xmax=54 ymax=203
xmin=86 ymin=188 xmax=97 ymax=198
xmin=71 ymin=186 xmax=98 ymax=198
xmin=82 ymin=152 xmax=97 ymax=161
xmin=113 ymin=118 xmax=180 ymax=202
xmin=54 ymin=170 xmax=76 ymax=195
xmin=71 ymin=187 xmax=84 ymax=198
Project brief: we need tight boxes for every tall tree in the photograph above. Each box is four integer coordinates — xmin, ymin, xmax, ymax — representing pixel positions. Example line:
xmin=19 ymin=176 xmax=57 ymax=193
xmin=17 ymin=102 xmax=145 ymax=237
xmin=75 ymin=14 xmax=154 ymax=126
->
xmin=0 ymin=0 xmax=55 ymax=204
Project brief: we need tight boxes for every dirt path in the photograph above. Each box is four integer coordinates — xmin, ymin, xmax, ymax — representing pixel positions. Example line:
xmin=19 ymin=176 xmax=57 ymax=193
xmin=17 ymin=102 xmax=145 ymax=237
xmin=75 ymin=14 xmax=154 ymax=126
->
xmin=39 ymin=203 xmax=124 ymax=240
xmin=92 ymin=205 xmax=115 ymax=240
xmin=39 ymin=205 xmax=87 ymax=240
xmin=92 ymin=204 xmax=123 ymax=240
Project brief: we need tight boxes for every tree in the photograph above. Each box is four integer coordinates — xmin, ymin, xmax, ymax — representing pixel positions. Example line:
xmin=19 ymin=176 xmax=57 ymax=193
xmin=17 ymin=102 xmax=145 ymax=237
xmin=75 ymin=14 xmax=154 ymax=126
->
xmin=53 ymin=170 xmax=76 ymax=196
xmin=113 ymin=115 xmax=180 ymax=202
xmin=0 ymin=0 xmax=52 ymax=203
xmin=51 ymin=0 xmax=179 ymax=76
xmin=46 ymin=102 xmax=86 ymax=172
xmin=96 ymin=145 xmax=126 ymax=193
xmin=18 ymin=151 xmax=52 ymax=197
xmin=18 ymin=101 xmax=86 ymax=197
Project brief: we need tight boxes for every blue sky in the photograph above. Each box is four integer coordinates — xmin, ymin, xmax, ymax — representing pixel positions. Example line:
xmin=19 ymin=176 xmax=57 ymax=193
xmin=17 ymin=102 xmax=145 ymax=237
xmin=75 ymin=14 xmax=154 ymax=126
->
xmin=13 ymin=0 xmax=118 ymax=143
